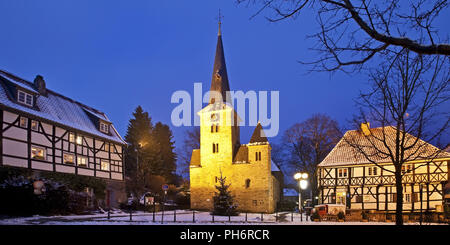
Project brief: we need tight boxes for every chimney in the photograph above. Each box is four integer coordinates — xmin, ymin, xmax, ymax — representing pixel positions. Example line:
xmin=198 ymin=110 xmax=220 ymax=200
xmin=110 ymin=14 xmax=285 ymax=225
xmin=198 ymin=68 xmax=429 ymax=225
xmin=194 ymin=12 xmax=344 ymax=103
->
xmin=360 ymin=122 xmax=371 ymax=136
xmin=34 ymin=75 xmax=47 ymax=96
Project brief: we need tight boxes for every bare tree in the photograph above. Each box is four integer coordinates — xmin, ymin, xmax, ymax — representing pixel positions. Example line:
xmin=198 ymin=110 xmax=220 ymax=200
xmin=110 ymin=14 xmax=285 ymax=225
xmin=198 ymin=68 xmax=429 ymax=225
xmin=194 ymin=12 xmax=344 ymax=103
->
xmin=177 ymin=127 xmax=200 ymax=176
xmin=344 ymin=50 xmax=449 ymax=225
xmin=237 ymin=0 xmax=450 ymax=72
xmin=281 ymin=114 xmax=342 ymax=205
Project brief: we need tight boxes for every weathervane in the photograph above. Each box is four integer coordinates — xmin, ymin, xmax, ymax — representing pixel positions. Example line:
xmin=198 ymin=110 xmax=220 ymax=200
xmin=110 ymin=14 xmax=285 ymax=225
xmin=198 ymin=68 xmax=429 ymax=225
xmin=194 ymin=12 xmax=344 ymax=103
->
xmin=216 ymin=9 xmax=224 ymax=35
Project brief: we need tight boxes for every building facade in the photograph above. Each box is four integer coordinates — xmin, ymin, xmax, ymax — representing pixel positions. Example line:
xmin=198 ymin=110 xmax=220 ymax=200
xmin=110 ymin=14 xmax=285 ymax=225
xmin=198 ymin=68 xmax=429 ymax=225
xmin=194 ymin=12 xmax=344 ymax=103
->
xmin=317 ymin=123 xmax=449 ymax=212
xmin=0 ymin=70 xmax=127 ymax=207
xmin=189 ymin=24 xmax=282 ymax=213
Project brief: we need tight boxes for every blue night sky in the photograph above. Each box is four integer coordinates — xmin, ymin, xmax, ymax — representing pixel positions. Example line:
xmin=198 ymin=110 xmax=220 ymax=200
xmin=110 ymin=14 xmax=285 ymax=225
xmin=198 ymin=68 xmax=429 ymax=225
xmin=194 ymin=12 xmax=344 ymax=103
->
xmin=1 ymin=1 xmax=448 ymax=175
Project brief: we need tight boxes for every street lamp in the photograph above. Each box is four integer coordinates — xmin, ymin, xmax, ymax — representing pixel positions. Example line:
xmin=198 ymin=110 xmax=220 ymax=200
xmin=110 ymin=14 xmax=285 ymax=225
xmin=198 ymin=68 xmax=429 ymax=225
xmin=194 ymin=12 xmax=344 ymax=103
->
xmin=294 ymin=172 xmax=309 ymax=214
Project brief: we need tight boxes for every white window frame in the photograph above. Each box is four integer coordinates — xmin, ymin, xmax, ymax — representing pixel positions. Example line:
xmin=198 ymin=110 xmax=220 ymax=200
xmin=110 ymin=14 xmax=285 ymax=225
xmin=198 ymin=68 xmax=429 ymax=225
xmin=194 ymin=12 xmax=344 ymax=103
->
xmin=76 ymin=135 xmax=83 ymax=145
xmin=99 ymin=122 xmax=109 ymax=134
xmin=100 ymin=160 xmax=110 ymax=171
xmin=31 ymin=120 xmax=39 ymax=131
xmin=69 ymin=133 xmax=75 ymax=143
xmin=31 ymin=146 xmax=46 ymax=160
xmin=63 ymin=152 xmax=75 ymax=164
xmin=19 ymin=117 xmax=28 ymax=128
xmin=77 ymin=156 xmax=88 ymax=167
xmin=17 ymin=90 xmax=33 ymax=106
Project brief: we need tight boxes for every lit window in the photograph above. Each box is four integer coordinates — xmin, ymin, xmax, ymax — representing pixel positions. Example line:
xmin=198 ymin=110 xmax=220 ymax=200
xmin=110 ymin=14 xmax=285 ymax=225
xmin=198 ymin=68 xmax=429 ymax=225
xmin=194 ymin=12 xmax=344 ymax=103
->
xmin=63 ymin=153 xmax=75 ymax=164
xmin=99 ymin=122 xmax=109 ymax=134
xmin=76 ymin=136 xmax=82 ymax=145
xmin=31 ymin=120 xmax=38 ymax=131
xmin=17 ymin=90 xmax=33 ymax=106
xmin=338 ymin=169 xmax=342 ymax=177
xmin=77 ymin=156 xmax=87 ymax=167
xmin=69 ymin=133 xmax=75 ymax=143
xmin=19 ymin=117 xmax=28 ymax=128
xmin=343 ymin=169 xmax=347 ymax=177
xmin=101 ymin=160 xmax=109 ymax=171
xmin=31 ymin=146 xmax=45 ymax=160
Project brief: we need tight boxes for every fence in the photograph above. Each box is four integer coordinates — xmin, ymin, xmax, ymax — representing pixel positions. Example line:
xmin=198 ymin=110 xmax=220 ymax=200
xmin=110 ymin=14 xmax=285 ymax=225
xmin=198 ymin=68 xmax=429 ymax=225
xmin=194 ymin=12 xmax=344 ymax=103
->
xmin=105 ymin=209 xmax=307 ymax=224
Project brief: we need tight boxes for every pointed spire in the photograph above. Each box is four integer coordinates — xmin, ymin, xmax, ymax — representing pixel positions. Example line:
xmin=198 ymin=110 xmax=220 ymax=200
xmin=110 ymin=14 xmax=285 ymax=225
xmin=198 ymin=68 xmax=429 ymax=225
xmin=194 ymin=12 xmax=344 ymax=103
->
xmin=209 ymin=11 xmax=231 ymax=104
xmin=249 ymin=122 xmax=268 ymax=144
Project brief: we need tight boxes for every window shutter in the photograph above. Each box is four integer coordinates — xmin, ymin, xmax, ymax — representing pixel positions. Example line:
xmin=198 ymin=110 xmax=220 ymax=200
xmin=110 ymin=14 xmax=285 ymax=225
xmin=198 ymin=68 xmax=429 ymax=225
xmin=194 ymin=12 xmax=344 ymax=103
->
xmin=393 ymin=194 xmax=397 ymax=203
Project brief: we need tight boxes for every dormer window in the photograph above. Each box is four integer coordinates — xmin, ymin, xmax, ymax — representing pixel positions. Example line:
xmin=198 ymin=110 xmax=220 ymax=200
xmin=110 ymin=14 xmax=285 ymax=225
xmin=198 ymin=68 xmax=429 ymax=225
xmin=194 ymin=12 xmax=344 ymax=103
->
xmin=99 ymin=122 xmax=109 ymax=134
xmin=17 ymin=90 xmax=33 ymax=106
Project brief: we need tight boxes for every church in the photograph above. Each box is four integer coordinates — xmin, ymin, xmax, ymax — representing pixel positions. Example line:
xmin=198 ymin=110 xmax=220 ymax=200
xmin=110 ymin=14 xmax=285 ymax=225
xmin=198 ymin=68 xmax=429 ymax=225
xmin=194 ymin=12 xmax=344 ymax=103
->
xmin=189 ymin=22 xmax=283 ymax=213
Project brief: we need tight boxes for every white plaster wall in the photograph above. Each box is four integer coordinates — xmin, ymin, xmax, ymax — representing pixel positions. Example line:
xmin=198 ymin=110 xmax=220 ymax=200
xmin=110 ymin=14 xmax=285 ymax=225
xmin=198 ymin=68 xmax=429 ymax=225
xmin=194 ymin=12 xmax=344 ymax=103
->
xmin=3 ymin=138 xmax=27 ymax=157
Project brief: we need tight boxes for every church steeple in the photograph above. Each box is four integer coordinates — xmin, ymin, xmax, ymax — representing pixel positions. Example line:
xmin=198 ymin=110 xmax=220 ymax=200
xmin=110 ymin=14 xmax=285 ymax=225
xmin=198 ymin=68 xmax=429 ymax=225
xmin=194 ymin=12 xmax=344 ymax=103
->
xmin=209 ymin=17 xmax=231 ymax=104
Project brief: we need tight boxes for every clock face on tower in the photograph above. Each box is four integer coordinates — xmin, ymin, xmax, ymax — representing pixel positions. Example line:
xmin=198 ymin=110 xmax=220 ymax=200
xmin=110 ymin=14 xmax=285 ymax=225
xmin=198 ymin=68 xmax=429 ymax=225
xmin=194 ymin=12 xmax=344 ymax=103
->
xmin=211 ymin=113 xmax=219 ymax=122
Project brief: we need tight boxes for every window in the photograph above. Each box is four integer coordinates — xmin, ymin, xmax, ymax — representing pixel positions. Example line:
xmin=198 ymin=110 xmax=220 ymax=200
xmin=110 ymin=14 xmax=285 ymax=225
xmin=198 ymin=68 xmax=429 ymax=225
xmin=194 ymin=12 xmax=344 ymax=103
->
xmin=77 ymin=156 xmax=87 ymax=167
xmin=343 ymin=169 xmax=347 ymax=177
xmin=404 ymin=193 xmax=411 ymax=203
xmin=101 ymin=160 xmax=109 ymax=171
xmin=31 ymin=146 xmax=45 ymax=160
xmin=338 ymin=168 xmax=347 ymax=178
xmin=19 ymin=117 xmax=28 ymax=128
xmin=63 ymin=153 xmax=75 ymax=164
xmin=338 ymin=169 xmax=342 ymax=177
xmin=17 ymin=90 xmax=33 ymax=106
xmin=402 ymin=164 xmax=412 ymax=174
xmin=99 ymin=122 xmax=109 ymax=134
xmin=245 ymin=179 xmax=251 ymax=188
xmin=368 ymin=167 xmax=378 ymax=176
xmin=69 ymin=133 xmax=75 ymax=143
xmin=76 ymin=135 xmax=83 ymax=145
xmin=31 ymin=120 xmax=38 ymax=131
xmin=255 ymin=152 xmax=262 ymax=161
xmin=211 ymin=124 xmax=219 ymax=133
xmin=212 ymin=143 xmax=219 ymax=153
xmin=389 ymin=193 xmax=397 ymax=203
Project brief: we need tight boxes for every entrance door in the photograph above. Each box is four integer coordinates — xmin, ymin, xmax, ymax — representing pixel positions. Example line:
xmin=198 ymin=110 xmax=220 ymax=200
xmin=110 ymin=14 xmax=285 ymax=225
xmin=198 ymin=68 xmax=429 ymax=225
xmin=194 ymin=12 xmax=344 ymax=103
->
xmin=336 ymin=192 xmax=346 ymax=206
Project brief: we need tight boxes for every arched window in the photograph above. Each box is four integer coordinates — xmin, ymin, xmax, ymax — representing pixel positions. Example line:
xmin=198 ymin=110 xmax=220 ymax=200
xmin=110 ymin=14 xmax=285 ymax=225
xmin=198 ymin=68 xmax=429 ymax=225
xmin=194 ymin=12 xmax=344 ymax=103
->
xmin=245 ymin=179 xmax=251 ymax=188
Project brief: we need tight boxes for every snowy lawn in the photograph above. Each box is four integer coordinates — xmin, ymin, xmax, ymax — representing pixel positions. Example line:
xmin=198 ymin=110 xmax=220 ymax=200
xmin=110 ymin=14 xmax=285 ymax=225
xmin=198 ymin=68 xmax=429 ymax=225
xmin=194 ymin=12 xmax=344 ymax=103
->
xmin=0 ymin=210 xmax=444 ymax=225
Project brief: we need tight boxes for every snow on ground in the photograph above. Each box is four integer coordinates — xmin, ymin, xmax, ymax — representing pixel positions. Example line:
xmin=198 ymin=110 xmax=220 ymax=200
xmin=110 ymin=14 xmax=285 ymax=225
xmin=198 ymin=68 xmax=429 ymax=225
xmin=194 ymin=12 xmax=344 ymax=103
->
xmin=0 ymin=210 xmax=443 ymax=225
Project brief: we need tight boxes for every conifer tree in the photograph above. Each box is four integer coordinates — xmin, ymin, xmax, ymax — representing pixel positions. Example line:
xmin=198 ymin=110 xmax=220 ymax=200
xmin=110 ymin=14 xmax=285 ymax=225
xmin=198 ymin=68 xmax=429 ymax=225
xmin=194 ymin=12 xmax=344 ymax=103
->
xmin=152 ymin=122 xmax=177 ymax=181
xmin=212 ymin=172 xmax=238 ymax=216
xmin=124 ymin=106 xmax=162 ymax=199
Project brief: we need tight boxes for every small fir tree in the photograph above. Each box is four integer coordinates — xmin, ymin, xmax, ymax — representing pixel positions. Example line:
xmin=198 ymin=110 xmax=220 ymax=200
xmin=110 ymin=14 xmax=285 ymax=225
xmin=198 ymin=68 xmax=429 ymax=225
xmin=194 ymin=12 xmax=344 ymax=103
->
xmin=212 ymin=172 xmax=238 ymax=216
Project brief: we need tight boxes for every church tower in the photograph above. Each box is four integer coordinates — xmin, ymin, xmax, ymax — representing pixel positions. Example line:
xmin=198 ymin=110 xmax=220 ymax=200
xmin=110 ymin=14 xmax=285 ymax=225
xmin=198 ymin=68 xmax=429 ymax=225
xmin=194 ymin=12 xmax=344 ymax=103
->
xmin=189 ymin=21 xmax=282 ymax=213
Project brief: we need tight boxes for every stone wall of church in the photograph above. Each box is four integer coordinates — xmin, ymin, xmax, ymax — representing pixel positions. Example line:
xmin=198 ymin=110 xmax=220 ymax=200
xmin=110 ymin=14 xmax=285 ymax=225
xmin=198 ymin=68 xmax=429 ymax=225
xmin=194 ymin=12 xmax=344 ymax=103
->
xmin=190 ymin=143 xmax=278 ymax=213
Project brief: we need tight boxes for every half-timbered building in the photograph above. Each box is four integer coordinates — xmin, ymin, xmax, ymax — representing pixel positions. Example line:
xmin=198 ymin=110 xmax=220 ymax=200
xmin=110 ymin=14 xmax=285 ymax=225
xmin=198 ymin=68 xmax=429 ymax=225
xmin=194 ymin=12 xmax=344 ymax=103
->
xmin=0 ymin=70 xmax=126 ymax=207
xmin=317 ymin=123 xmax=450 ymax=213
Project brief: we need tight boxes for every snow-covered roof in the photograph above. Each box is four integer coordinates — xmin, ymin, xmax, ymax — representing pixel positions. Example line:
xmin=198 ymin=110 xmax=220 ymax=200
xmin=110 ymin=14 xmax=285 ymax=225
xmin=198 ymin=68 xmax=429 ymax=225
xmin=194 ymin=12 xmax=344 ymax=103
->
xmin=0 ymin=70 xmax=125 ymax=144
xmin=283 ymin=188 xmax=298 ymax=197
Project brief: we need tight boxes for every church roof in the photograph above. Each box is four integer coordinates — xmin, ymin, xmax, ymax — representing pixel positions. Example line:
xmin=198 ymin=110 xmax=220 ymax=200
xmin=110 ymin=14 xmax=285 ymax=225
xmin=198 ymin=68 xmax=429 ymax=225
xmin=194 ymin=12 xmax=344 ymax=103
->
xmin=190 ymin=149 xmax=200 ymax=167
xmin=249 ymin=122 xmax=268 ymax=144
xmin=209 ymin=23 xmax=231 ymax=104
xmin=319 ymin=126 xmax=450 ymax=167
xmin=233 ymin=145 xmax=248 ymax=163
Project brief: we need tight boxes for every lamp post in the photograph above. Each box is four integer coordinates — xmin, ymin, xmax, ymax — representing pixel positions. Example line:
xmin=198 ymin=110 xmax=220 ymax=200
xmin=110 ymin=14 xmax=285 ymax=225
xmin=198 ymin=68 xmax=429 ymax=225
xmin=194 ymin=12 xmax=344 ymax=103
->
xmin=294 ymin=172 xmax=309 ymax=220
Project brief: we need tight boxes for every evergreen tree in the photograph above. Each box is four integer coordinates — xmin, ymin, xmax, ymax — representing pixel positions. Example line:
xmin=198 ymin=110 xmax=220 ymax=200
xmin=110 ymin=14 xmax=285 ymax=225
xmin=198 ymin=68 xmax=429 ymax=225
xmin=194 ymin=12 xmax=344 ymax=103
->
xmin=152 ymin=122 xmax=177 ymax=181
xmin=124 ymin=106 xmax=162 ymax=198
xmin=212 ymin=172 xmax=238 ymax=216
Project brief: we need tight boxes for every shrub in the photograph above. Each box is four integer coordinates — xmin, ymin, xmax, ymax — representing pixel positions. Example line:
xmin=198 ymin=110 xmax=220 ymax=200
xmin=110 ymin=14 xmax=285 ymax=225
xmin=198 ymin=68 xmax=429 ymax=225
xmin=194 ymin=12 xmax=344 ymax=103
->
xmin=311 ymin=211 xmax=320 ymax=221
xmin=361 ymin=210 xmax=368 ymax=220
